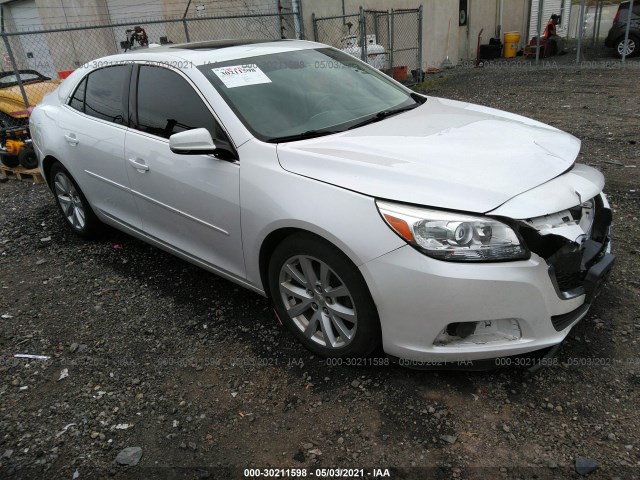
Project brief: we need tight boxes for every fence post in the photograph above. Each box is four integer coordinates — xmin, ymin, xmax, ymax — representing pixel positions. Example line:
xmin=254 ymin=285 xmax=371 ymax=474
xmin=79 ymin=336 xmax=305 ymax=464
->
xmin=386 ymin=10 xmax=391 ymax=69
xmin=359 ymin=6 xmax=367 ymax=62
xmin=594 ymin=0 xmax=603 ymax=43
xmin=591 ymin=0 xmax=599 ymax=46
xmin=577 ymin=0 xmax=586 ymax=63
xmin=182 ymin=0 xmax=192 ymax=43
xmin=417 ymin=5 xmax=423 ymax=80
xmin=277 ymin=0 xmax=284 ymax=39
xmin=183 ymin=19 xmax=191 ymax=43
xmin=535 ymin=0 xmax=543 ymax=65
xmin=296 ymin=0 xmax=305 ymax=39
xmin=389 ymin=9 xmax=395 ymax=70
xmin=312 ymin=13 xmax=318 ymax=42
xmin=622 ymin=0 xmax=635 ymax=63
xmin=1 ymin=33 xmax=29 ymax=109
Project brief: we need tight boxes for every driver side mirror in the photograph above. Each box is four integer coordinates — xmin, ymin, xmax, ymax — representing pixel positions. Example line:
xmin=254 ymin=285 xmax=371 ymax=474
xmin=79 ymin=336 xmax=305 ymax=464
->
xmin=169 ymin=128 xmax=237 ymax=160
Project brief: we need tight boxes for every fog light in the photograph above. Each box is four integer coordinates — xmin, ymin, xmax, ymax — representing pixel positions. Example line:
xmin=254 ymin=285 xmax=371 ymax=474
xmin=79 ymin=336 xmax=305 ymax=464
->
xmin=435 ymin=319 xmax=522 ymax=346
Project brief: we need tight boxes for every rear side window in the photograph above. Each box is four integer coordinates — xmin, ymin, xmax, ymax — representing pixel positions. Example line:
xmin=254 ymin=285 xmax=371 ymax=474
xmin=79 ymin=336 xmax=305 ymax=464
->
xmin=619 ymin=2 xmax=640 ymax=17
xmin=135 ymin=65 xmax=224 ymax=141
xmin=82 ymin=65 xmax=130 ymax=125
xmin=69 ymin=77 xmax=86 ymax=112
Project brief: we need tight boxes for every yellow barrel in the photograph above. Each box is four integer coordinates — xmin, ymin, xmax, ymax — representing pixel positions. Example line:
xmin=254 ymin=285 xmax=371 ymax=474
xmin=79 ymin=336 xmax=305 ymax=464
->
xmin=503 ymin=32 xmax=521 ymax=58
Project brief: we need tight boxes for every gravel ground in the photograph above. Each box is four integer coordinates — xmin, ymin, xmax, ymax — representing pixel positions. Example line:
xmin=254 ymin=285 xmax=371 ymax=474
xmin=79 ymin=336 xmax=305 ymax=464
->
xmin=1 ymin=60 xmax=639 ymax=480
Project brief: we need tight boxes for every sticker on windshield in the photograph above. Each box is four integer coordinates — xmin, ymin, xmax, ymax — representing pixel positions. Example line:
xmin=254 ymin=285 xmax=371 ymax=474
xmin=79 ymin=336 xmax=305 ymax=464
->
xmin=212 ymin=64 xmax=272 ymax=89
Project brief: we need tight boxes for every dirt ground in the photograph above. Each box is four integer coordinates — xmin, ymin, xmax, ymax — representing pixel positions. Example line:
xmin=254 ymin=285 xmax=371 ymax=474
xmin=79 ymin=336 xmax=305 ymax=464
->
xmin=1 ymin=57 xmax=639 ymax=480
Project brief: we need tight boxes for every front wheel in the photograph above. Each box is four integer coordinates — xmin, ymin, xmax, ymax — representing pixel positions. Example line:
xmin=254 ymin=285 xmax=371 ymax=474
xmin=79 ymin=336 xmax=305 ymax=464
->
xmin=616 ymin=35 xmax=639 ymax=58
xmin=268 ymin=234 xmax=381 ymax=358
xmin=50 ymin=162 xmax=101 ymax=238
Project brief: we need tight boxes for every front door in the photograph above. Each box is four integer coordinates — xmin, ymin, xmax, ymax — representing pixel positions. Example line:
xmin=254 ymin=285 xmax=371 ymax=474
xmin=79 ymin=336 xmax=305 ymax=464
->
xmin=124 ymin=64 xmax=244 ymax=278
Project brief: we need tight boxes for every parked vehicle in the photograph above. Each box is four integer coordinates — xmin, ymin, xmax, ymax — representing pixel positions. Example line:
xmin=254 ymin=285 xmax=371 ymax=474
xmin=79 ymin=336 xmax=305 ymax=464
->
xmin=0 ymin=69 xmax=57 ymax=169
xmin=29 ymin=40 xmax=614 ymax=365
xmin=0 ymin=70 xmax=59 ymax=127
xmin=605 ymin=1 xmax=640 ymax=58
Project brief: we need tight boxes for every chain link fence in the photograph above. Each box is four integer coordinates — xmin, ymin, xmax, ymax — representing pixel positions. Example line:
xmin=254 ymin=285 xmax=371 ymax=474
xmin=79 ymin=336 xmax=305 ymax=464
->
xmin=0 ymin=10 xmax=302 ymax=131
xmin=312 ymin=7 xmax=423 ymax=83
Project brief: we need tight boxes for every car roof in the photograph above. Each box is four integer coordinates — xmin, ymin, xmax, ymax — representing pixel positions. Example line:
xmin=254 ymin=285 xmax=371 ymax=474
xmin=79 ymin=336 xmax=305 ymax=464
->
xmin=103 ymin=39 xmax=326 ymax=65
xmin=55 ymin=39 xmax=328 ymax=104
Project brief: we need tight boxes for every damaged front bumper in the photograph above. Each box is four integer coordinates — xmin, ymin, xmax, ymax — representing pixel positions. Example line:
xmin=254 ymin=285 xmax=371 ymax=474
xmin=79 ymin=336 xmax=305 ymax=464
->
xmin=521 ymin=193 xmax=615 ymax=330
xmin=360 ymin=191 xmax=614 ymax=365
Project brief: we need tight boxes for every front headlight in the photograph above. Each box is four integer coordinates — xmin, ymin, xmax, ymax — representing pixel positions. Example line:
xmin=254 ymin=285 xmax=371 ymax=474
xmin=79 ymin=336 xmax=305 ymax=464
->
xmin=376 ymin=200 xmax=529 ymax=262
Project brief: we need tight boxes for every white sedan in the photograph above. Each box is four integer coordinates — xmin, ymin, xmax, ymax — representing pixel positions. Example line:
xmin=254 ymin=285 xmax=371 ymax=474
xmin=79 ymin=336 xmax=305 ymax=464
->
xmin=29 ymin=39 xmax=614 ymax=365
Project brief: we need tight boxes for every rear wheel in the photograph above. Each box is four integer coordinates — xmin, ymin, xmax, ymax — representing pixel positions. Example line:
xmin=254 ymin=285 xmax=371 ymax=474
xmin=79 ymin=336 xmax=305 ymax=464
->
xmin=616 ymin=35 xmax=639 ymax=58
xmin=50 ymin=162 xmax=101 ymax=238
xmin=268 ymin=233 xmax=381 ymax=358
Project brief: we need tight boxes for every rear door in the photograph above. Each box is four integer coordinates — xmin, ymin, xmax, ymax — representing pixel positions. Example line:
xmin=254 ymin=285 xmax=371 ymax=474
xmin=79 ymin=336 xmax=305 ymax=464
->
xmin=124 ymin=64 xmax=244 ymax=278
xmin=56 ymin=64 xmax=142 ymax=229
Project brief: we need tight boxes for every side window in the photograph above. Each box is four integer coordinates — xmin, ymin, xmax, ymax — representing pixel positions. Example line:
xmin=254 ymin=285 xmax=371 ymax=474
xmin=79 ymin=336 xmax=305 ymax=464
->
xmin=622 ymin=3 xmax=640 ymax=17
xmin=84 ymin=65 xmax=129 ymax=125
xmin=68 ymin=77 xmax=86 ymax=112
xmin=136 ymin=66 xmax=227 ymax=143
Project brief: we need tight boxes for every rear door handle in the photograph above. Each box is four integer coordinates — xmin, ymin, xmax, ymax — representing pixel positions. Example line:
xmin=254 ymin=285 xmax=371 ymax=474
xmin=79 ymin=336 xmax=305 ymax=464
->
xmin=64 ymin=134 xmax=78 ymax=146
xmin=128 ymin=158 xmax=149 ymax=172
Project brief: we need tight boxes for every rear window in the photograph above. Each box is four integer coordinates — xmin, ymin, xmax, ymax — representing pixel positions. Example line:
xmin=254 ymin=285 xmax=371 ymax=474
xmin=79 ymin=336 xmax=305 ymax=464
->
xmin=82 ymin=65 xmax=130 ymax=125
xmin=619 ymin=2 xmax=640 ymax=17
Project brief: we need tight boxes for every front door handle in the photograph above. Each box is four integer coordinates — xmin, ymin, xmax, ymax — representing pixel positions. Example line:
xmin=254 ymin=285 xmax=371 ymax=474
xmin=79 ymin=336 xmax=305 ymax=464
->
xmin=128 ymin=158 xmax=149 ymax=172
xmin=64 ymin=134 xmax=79 ymax=146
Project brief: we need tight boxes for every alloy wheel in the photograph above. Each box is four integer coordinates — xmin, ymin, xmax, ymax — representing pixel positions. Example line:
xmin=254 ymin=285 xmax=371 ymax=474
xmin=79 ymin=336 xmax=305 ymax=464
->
xmin=278 ymin=255 xmax=357 ymax=349
xmin=617 ymin=38 xmax=636 ymax=57
xmin=54 ymin=172 xmax=86 ymax=231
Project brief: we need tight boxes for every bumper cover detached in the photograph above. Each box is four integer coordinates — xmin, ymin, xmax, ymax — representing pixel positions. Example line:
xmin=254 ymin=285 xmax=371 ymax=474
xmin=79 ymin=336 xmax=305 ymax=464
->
xmin=545 ymin=194 xmax=615 ymax=307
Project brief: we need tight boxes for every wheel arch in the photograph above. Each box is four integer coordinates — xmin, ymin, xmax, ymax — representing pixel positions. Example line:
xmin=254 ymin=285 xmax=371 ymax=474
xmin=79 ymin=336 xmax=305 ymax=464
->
xmin=258 ymin=226 xmax=365 ymax=301
xmin=262 ymin=226 xmax=383 ymax=357
xmin=42 ymin=155 xmax=61 ymax=188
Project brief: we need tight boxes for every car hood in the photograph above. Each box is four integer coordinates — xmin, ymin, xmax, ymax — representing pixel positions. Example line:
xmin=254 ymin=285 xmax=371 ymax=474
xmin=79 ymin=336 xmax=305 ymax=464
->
xmin=276 ymin=97 xmax=583 ymax=214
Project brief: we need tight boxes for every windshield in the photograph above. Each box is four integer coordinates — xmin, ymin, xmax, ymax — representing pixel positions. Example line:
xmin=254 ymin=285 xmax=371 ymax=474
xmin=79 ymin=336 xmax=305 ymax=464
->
xmin=0 ymin=71 xmax=48 ymax=87
xmin=198 ymin=48 xmax=420 ymax=142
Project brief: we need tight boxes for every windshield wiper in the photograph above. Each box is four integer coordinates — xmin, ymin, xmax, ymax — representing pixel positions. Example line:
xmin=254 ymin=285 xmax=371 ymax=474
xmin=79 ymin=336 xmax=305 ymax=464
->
xmin=266 ymin=129 xmax=342 ymax=144
xmin=347 ymin=103 xmax=420 ymax=131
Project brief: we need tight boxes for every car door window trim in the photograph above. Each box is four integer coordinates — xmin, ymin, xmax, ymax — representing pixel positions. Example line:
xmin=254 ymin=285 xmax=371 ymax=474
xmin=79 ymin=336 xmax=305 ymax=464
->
xmin=65 ymin=64 xmax=133 ymax=129
xmin=129 ymin=61 xmax=239 ymax=155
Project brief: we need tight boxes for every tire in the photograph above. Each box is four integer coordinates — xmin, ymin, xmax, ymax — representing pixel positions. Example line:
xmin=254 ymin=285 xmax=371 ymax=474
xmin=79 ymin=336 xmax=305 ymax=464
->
xmin=615 ymin=35 xmax=639 ymax=58
xmin=50 ymin=162 xmax=101 ymax=238
xmin=268 ymin=233 xmax=381 ymax=358
xmin=0 ymin=153 xmax=19 ymax=168
xmin=18 ymin=147 xmax=38 ymax=169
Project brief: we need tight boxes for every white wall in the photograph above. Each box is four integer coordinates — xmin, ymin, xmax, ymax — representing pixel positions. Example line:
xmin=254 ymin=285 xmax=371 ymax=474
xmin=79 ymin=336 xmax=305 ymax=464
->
xmin=302 ymin=0 xmax=530 ymax=68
